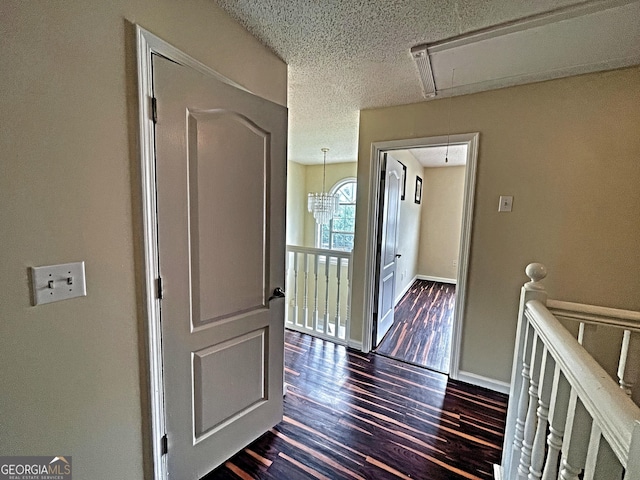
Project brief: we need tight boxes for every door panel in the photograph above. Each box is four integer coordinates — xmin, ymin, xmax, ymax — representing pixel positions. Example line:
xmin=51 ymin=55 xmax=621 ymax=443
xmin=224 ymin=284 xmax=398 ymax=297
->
xmin=153 ymin=54 xmax=287 ymax=479
xmin=375 ymin=154 xmax=402 ymax=347
xmin=187 ymin=111 xmax=268 ymax=325
xmin=193 ymin=329 xmax=266 ymax=440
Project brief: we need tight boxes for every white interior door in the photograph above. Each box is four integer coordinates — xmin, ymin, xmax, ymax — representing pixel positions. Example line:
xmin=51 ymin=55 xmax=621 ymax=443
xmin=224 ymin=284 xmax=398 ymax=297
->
xmin=153 ymin=54 xmax=287 ymax=479
xmin=375 ymin=153 xmax=402 ymax=347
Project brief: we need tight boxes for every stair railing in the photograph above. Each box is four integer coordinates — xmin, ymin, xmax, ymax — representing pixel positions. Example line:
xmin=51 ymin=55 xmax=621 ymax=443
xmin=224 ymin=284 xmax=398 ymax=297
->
xmin=284 ymin=245 xmax=352 ymax=345
xmin=497 ymin=263 xmax=640 ymax=480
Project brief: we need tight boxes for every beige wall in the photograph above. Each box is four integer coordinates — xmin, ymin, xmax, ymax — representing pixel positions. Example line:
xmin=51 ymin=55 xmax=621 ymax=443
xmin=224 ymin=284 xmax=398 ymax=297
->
xmin=418 ymin=166 xmax=466 ymax=281
xmin=286 ymin=161 xmax=306 ymax=246
xmin=0 ymin=1 xmax=286 ymax=479
xmin=387 ymin=151 xmax=423 ymax=301
xmin=303 ymin=162 xmax=358 ymax=247
xmin=352 ymin=67 xmax=640 ymax=383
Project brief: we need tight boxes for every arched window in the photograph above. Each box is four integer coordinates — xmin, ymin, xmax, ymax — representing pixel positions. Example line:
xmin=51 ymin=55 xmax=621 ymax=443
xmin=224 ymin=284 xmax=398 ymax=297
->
xmin=317 ymin=178 xmax=357 ymax=251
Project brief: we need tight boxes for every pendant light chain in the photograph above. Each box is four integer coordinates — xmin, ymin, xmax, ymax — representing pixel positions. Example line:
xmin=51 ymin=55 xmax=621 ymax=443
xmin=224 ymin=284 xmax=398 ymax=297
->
xmin=445 ymin=68 xmax=456 ymax=163
xmin=322 ymin=147 xmax=328 ymax=193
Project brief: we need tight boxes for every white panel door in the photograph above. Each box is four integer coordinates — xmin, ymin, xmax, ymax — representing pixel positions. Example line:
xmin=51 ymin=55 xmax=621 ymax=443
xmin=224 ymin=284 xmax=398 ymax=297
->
xmin=153 ymin=54 xmax=287 ymax=479
xmin=375 ymin=154 xmax=402 ymax=347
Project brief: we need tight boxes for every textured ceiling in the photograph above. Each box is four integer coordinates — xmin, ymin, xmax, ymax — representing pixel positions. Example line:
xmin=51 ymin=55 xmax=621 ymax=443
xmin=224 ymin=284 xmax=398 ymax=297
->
xmin=214 ymin=0 xmax=609 ymax=163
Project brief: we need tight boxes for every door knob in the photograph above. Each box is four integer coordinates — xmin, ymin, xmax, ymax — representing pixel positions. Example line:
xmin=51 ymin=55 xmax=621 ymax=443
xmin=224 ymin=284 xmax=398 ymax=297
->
xmin=395 ymin=254 xmax=402 ymax=258
xmin=269 ymin=287 xmax=286 ymax=301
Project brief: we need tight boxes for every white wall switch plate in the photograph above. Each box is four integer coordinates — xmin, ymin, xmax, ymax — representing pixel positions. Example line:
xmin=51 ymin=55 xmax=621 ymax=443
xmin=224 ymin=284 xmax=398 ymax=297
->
xmin=31 ymin=261 xmax=87 ymax=306
xmin=498 ymin=195 xmax=513 ymax=212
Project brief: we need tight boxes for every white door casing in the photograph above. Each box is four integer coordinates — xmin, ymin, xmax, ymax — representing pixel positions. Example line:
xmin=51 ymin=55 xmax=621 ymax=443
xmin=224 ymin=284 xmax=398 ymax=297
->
xmin=153 ymin=52 xmax=286 ymax=478
xmin=374 ymin=154 xmax=402 ymax=347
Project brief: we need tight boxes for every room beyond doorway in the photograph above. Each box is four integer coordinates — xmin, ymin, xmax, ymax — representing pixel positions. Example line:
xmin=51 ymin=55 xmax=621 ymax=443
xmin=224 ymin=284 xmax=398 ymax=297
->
xmin=376 ymin=279 xmax=455 ymax=374
xmin=362 ymin=133 xmax=479 ymax=382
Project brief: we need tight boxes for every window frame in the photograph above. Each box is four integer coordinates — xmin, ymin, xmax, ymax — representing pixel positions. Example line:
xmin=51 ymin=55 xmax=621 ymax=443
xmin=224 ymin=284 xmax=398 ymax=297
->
xmin=315 ymin=177 xmax=357 ymax=252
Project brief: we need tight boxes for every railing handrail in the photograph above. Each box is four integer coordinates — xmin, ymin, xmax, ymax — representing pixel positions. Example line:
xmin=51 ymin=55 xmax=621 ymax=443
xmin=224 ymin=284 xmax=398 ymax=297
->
xmin=526 ymin=299 xmax=640 ymax=468
xmin=547 ymin=299 xmax=640 ymax=331
xmin=286 ymin=244 xmax=353 ymax=260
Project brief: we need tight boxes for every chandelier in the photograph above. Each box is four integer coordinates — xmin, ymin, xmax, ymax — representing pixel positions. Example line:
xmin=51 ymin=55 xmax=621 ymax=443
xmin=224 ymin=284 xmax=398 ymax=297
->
xmin=307 ymin=148 xmax=339 ymax=225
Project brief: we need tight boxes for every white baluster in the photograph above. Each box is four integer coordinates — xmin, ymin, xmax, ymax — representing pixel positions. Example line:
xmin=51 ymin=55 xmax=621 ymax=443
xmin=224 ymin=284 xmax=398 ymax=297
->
xmin=334 ymin=257 xmax=342 ymax=340
xmin=578 ymin=322 xmax=599 ymax=355
xmin=302 ymin=252 xmax=309 ymax=328
xmin=583 ymin=423 xmax=623 ymax=480
xmin=312 ymin=253 xmax=319 ymax=332
xmin=509 ymin=322 xmax=534 ymax=479
xmin=518 ymin=332 xmax=544 ymax=479
xmin=559 ymin=394 xmax=592 ymax=480
xmin=345 ymin=257 xmax=352 ymax=344
xmin=528 ymin=347 xmax=554 ymax=480
xmin=504 ymin=263 xmax=548 ymax=479
xmin=285 ymin=250 xmax=292 ymax=326
xmin=618 ymin=330 xmax=640 ymax=398
xmin=541 ymin=367 xmax=571 ymax=480
xmin=292 ymin=251 xmax=299 ymax=326
xmin=323 ymin=254 xmax=330 ymax=335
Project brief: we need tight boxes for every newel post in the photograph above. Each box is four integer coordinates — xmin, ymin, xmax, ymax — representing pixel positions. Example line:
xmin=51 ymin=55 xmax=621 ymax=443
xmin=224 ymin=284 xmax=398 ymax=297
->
xmin=501 ymin=263 xmax=549 ymax=478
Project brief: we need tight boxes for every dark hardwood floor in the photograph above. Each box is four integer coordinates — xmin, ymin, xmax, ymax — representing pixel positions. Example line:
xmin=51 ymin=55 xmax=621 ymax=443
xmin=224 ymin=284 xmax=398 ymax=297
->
xmin=204 ymin=330 xmax=507 ymax=480
xmin=376 ymin=280 xmax=456 ymax=373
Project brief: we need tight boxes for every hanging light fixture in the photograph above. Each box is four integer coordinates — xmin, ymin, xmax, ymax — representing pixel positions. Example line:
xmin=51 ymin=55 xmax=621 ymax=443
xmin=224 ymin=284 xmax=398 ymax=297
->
xmin=308 ymin=148 xmax=339 ymax=225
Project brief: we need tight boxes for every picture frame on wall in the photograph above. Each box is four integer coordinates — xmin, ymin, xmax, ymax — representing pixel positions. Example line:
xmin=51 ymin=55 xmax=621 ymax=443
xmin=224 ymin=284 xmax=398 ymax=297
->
xmin=415 ymin=176 xmax=422 ymax=204
xmin=399 ymin=162 xmax=407 ymax=200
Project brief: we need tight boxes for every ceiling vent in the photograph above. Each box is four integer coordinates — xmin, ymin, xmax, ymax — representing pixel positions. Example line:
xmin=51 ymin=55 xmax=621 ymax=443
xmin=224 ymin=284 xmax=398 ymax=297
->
xmin=411 ymin=45 xmax=436 ymax=98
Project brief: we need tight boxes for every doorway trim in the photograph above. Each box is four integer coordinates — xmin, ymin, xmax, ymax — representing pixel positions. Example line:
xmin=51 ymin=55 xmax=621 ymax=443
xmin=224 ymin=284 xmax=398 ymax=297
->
xmin=135 ymin=25 xmax=254 ymax=480
xmin=362 ymin=133 xmax=479 ymax=381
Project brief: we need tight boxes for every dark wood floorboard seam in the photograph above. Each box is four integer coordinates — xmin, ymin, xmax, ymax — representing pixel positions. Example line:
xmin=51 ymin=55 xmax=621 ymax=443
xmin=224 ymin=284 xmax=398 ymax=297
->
xmin=203 ymin=331 xmax=507 ymax=480
xmin=376 ymin=280 xmax=456 ymax=373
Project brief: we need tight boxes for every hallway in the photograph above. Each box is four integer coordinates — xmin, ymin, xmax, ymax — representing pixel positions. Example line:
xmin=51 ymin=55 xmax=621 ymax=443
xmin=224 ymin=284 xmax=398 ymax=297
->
xmin=205 ymin=330 xmax=506 ymax=480
xmin=376 ymin=280 xmax=455 ymax=373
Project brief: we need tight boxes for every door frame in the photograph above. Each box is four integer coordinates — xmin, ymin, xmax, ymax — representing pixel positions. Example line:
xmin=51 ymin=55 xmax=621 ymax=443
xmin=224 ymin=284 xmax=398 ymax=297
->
xmin=362 ymin=133 xmax=479 ymax=381
xmin=135 ymin=25 xmax=254 ymax=480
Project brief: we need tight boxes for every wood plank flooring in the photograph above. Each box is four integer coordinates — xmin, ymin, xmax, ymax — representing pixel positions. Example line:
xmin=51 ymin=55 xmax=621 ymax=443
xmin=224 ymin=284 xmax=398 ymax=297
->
xmin=376 ymin=280 xmax=456 ymax=373
xmin=203 ymin=330 xmax=507 ymax=480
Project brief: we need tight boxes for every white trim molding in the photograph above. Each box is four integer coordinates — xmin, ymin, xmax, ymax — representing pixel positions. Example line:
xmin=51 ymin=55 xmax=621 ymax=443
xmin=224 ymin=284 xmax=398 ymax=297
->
xmin=417 ymin=274 xmax=457 ymax=285
xmin=456 ymin=370 xmax=511 ymax=394
xmin=348 ymin=339 xmax=363 ymax=351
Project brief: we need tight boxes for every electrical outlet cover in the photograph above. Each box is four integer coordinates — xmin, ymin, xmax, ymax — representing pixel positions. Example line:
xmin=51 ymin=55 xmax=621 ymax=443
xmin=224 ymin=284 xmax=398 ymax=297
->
xmin=31 ymin=262 xmax=87 ymax=306
xmin=498 ymin=195 xmax=514 ymax=212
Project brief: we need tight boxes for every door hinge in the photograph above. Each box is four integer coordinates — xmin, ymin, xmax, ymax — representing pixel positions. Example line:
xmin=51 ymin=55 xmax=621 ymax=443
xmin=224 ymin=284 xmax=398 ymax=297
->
xmin=150 ymin=96 xmax=158 ymax=124
xmin=161 ymin=434 xmax=168 ymax=455
xmin=157 ymin=277 xmax=163 ymax=300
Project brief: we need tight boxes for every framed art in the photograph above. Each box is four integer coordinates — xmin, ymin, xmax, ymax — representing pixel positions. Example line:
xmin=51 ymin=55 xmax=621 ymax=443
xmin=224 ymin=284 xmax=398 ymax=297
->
xmin=414 ymin=176 xmax=422 ymax=204
xmin=399 ymin=162 xmax=407 ymax=200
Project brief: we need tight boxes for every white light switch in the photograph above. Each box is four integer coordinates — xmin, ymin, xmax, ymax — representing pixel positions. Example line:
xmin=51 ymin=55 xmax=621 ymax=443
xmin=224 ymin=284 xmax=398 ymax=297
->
xmin=31 ymin=262 xmax=87 ymax=306
xmin=498 ymin=195 xmax=513 ymax=212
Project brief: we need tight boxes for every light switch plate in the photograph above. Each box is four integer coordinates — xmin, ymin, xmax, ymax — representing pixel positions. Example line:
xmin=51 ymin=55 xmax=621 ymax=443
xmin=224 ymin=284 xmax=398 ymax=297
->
xmin=498 ymin=195 xmax=513 ymax=212
xmin=31 ymin=262 xmax=87 ymax=306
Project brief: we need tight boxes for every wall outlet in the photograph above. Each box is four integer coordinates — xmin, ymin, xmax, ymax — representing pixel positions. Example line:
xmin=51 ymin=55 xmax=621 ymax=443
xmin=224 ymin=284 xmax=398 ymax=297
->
xmin=452 ymin=260 xmax=458 ymax=268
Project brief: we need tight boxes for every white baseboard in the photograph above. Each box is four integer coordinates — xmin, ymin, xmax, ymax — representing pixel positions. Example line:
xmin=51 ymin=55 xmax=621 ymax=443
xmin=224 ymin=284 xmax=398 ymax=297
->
xmin=348 ymin=339 xmax=363 ymax=351
xmin=493 ymin=464 xmax=503 ymax=480
xmin=417 ymin=274 xmax=457 ymax=285
xmin=456 ymin=370 xmax=511 ymax=394
xmin=395 ymin=275 xmax=418 ymax=305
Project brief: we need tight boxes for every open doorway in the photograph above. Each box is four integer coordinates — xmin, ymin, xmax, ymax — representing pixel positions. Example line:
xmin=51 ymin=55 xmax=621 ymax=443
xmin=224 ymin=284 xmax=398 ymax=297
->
xmin=363 ymin=133 xmax=479 ymax=379
xmin=376 ymin=144 xmax=467 ymax=373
